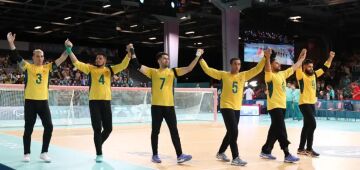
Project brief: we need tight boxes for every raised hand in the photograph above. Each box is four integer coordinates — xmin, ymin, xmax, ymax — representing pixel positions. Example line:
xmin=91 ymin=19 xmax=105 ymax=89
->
xmin=298 ymin=48 xmax=307 ymax=61
xmin=329 ymin=51 xmax=335 ymax=59
xmin=196 ymin=49 xmax=204 ymax=57
xmin=127 ymin=43 xmax=135 ymax=57
xmin=65 ymin=39 xmax=73 ymax=48
xmin=264 ymin=48 xmax=272 ymax=60
xmin=7 ymin=32 xmax=16 ymax=43
xmin=7 ymin=32 xmax=16 ymax=49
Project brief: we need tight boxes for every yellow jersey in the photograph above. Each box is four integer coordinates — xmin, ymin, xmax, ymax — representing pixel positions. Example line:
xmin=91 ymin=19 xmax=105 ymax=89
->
xmin=199 ymin=58 xmax=265 ymax=110
xmin=296 ymin=61 xmax=331 ymax=105
xmin=73 ymin=55 xmax=130 ymax=100
xmin=265 ymin=67 xmax=294 ymax=110
xmin=143 ymin=67 xmax=187 ymax=106
xmin=23 ymin=61 xmax=53 ymax=100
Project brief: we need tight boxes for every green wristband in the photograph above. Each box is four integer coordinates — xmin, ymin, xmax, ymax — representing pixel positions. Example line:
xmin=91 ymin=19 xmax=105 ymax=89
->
xmin=66 ymin=46 xmax=72 ymax=55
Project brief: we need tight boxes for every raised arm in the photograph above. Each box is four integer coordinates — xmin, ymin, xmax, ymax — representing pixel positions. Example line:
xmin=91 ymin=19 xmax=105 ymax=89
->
xmin=264 ymin=49 xmax=272 ymax=73
xmin=7 ymin=32 xmax=25 ymax=65
xmin=244 ymin=57 xmax=266 ymax=81
xmin=198 ymin=51 xmax=222 ymax=80
xmin=54 ymin=51 xmax=68 ymax=67
xmin=65 ymin=39 xmax=79 ymax=63
xmin=175 ymin=49 xmax=204 ymax=76
xmin=128 ymin=44 xmax=154 ymax=78
xmin=264 ymin=48 xmax=273 ymax=82
xmin=315 ymin=51 xmax=335 ymax=77
xmin=295 ymin=53 xmax=304 ymax=80
xmin=65 ymin=39 xmax=90 ymax=74
xmin=291 ymin=48 xmax=307 ymax=71
xmin=111 ymin=55 xmax=131 ymax=74
xmin=111 ymin=44 xmax=132 ymax=74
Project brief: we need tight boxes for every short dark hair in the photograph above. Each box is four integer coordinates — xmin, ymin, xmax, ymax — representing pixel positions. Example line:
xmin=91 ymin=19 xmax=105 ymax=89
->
xmin=270 ymin=49 xmax=277 ymax=63
xmin=96 ymin=52 xmax=107 ymax=59
xmin=303 ymin=59 xmax=313 ymax=65
xmin=230 ymin=57 xmax=240 ymax=64
xmin=156 ymin=52 xmax=169 ymax=60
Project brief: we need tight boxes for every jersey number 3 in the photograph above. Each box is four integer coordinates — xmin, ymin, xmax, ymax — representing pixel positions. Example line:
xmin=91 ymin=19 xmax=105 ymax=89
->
xmin=35 ymin=73 xmax=42 ymax=84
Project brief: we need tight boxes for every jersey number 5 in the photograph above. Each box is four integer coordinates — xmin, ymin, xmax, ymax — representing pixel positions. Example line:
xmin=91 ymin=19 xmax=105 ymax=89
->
xmin=232 ymin=82 xmax=238 ymax=93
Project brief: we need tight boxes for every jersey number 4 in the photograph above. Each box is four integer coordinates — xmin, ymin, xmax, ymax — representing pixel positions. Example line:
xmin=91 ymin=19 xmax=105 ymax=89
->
xmin=99 ymin=74 xmax=105 ymax=84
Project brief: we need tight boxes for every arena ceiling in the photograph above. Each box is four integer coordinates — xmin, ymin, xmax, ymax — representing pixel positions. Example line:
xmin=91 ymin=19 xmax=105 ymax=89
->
xmin=0 ymin=0 xmax=359 ymax=48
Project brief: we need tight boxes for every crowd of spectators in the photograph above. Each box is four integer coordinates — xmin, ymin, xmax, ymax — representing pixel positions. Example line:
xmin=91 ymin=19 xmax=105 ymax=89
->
xmin=0 ymin=54 xmax=136 ymax=87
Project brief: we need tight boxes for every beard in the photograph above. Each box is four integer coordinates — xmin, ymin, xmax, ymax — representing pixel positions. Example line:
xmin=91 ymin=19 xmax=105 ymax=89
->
xmin=162 ymin=63 xmax=169 ymax=68
xmin=273 ymin=67 xmax=281 ymax=72
xmin=305 ymin=69 xmax=314 ymax=76
xmin=95 ymin=63 xmax=105 ymax=67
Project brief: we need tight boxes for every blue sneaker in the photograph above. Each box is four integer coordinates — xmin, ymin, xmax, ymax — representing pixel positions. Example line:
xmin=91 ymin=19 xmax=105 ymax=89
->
xmin=151 ymin=155 xmax=161 ymax=163
xmin=260 ymin=152 xmax=276 ymax=160
xmin=95 ymin=155 xmax=103 ymax=163
xmin=284 ymin=154 xmax=300 ymax=163
xmin=177 ymin=154 xmax=192 ymax=163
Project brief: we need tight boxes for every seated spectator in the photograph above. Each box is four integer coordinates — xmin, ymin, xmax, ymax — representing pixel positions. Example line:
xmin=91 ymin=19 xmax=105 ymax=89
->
xmin=326 ymin=85 xmax=335 ymax=100
xmin=351 ymin=82 xmax=360 ymax=100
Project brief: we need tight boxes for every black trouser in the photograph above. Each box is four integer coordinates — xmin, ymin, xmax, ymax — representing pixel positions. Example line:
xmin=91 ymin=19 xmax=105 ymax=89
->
xmin=23 ymin=100 xmax=53 ymax=154
xmin=218 ymin=109 xmax=240 ymax=159
xmin=261 ymin=108 xmax=291 ymax=156
xmin=89 ymin=100 xmax=113 ymax=155
xmin=299 ymin=104 xmax=316 ymax=150
xmin=151 ymin=106 xmax=183 ymax=157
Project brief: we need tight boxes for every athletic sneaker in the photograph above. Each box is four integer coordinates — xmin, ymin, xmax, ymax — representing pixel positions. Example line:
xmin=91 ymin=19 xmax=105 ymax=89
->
xmin=177 ymin=154 xmax=192 ymax=163
xmin=40 ymin=152 xmax=51 ymax=163
xmin=95 ymin=155 xmax=103 ymax=163
xmin=284 ymin=154 xmax=300 ymax=163
xmin=306 ymin=150 xmax=320 ymax=157
xmin=216 ymin=153 xmax=230 ymax=162
xmin=297 ymin=149 xmax=307 ymax=155
xmin=23 ymin=154 xmax=30 ymax=162
xmin=151 ymin=155 xmax=161 ymax=163
xmin=231 ymin=157 xmax=247 ymax=166
xmin=260 ymin=152 xmax=277 ymax=160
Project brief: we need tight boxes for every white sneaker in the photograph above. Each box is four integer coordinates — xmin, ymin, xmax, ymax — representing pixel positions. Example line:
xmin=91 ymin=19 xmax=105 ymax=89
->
xmin=40 ymin=152 xmax=51 ymax=163
xmin=23 ymin=154 xmax=30 ymax=162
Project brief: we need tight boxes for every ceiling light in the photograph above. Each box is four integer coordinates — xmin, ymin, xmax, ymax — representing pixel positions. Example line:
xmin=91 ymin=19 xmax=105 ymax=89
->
xmin=289 ymin=16 xmax=301 ymax=20
xmin=103 ymin=4 xmax=111 ymax=8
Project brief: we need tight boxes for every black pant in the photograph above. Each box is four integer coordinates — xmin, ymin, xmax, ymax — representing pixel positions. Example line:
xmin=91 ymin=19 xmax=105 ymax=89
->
xmin=89 ymin=100 xmax=113 ymax=155
xmin=299 ymin=104 xmax=316 ymax=150
xmin=23 ymin=100 xmax=53 ymax=154
xmin=261 ymin=108 xmax=290 ymax=155
xmin=218 ymin=109 xmax=240 ymax=159
xmin=151 ymin=106 xmax=183 ymax=157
